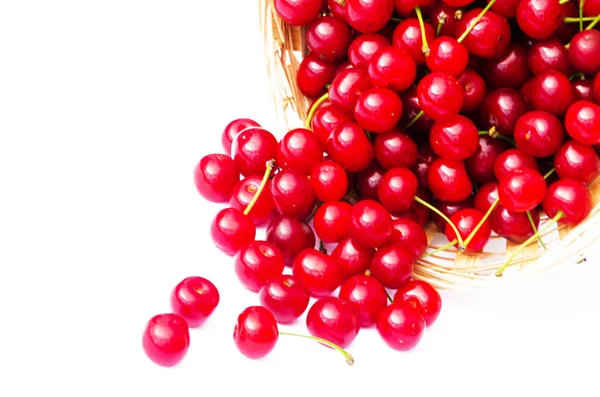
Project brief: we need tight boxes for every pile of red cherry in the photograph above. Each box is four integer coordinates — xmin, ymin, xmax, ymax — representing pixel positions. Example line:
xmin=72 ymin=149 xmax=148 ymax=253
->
xmin=142 ymin=0 xmax=600 ymax=368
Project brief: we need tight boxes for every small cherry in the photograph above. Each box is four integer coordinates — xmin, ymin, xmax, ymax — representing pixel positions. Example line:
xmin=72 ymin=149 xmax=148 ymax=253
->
xmin=392 ymin=18 xmax=436 ymax=65
xmin=348 ymin=33 xmax=391 ymax=70
xmin=527 ymin=38 xmax=571 ymax=76
xmin=377 ymin=167 xmax=419 ymax=213
xmin=374 ymin=129 xmax=418 ymax=170
xmin=338 ymin=274 xmax=388 ymax=328
xmin=369 ymin=242 xmax=414 ymax=289
xmin=266 ymin=216 xmax=316 ymax=266
xmin=292 ymin=248 xmax=343 ymax=297
xmin=326 ymin=121 xmax=374 ymax=172
xmin=429 ymin=114 xmax=479 ymax=161
xmin=431 ymin=197 xmax=474 ymax=232
xmin=274 ymin=0 xmax=323 ymax=26
xmin=258 ymin=275 xmax=310 ymax=324
xmin=349 ymin=199 xmax=393 ymax=248
xmin=458 ymin=69 xmax=487 ymax=112
xmin=355 ymin=161 xmax=386 ymax=200
xmin=427 ymin=158 xmax=473 ymax=202
xmin=142 ymin=313 xmax=190 ymax=367
xmin=297 ymin=54 xmax=337 ymax=99
xmin=376 ymin=301 xmax=426 ymax=351
xmin=310 ymin=102 xmax=352 ymax=146
xmin=445 ymin=208 xmax=492 ymax=253
xmin=170 ymin=276 xmax=220 ymax=328
xmin=564 ymin=100 xmax=600 ymax=146
xmin=277 ymin=128 xmax=323 ymax=175
xmin=513 ymin=110 xmax=565 ymax=158
xmin=345 ymin=0 xmax=394 ymax=33
xmin=354 ymin=87 xmax=403 ymax=133
xmin=498 ymin=168 xmax=547 ymax=212
xmin=330 ymin=237 xmax=375 ymax=279
xmin=235 ymin=241 xmax=285 ymax=292
xmin=474 ymin=181 xmax=499 ymax=213
xmin=313 ymin=201 xmax=353 ymax=243
xmin=394 ymin=280 xmax=442 ymax=327
xmin=491 ymin=204 xmax=540 ymax=244
xmin=193 ymin=154 xmax=239 ymax=203
xmin=554 ymin=140 xmax=600 ymax=184
xmin=306 ymin=16 xmax=353 ymax=62
xmin=568 ymin=30 xmax=600 ymax=75
xmin=413 ymin=143 xmax=438 ymax=191
xmin=426 ymin=37 xmax=469 ymax=77
xmin=367 ymin=46 xmax=417 ymax=92
xmin=479 ymin=88 xmax=529 ymax=137
xmin=390 ymin=218 xmax=428 ymax=260
xmin=328 ymin=0 xmax=348 ymax=20
xmin=466 ymin=135 xmax=508 ymax=185
xmin=454 ymin=7 xmax=511 ymax=60
xmin=543 ymin=178 xmax=593 ymax=226
xmin=400 ymin=86 xmax=434 ymax=132
xmin=271 ymin=169 xmax=315 ymax=218
xmin=493 ymin=148 xmax=539 ymax=181
xmin=310 ymin=160 xmax=349 ymax=202
xmin=233 ymin=306 xmax=279 ymax=359
xmin=328 ymin=68 xmax=372 ymax=115
xmin=417 ymin=72 xmax=464 ymax=121
xmin=528 ymin=70 xmax=575 ymax=116
xmin=231 ymin=128 xmax=278 ymax=177
xmin=229 ymin=175 xmax=275 ymax=225
xmin=429 ymin=3 xmax=462 ymax=37
xmin=306 ymin=297 xmax=360 ymax=348
xmin=211 ymin=208 xmax=256 ymax=256
xmin=483 ymin=42 xmax=530 ymax=89
xmin=516 ymin=0 xmax=562 ymax=40
xmin=222 ymin=118 xmax=261 ymax=155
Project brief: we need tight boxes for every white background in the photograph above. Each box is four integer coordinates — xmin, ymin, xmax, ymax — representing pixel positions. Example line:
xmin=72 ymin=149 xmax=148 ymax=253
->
xmin=1 ymin=1 xmax=599 ymax=396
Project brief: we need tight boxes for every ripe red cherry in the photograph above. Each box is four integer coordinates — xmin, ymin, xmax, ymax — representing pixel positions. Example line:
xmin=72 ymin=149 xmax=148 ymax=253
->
xmin=330 ymin=237 xmax=375 ymax=279
xmin=313 ymin=201 xmax=352 ymax=243
xmin=429 ymin=3 xmax=461 ymax=37
xmin=367 ymin=46 xmax=417 ymax=91
xmin=235 ymin=241 xmax=285 ymax=292
xmin=429 ymin=114 xmax=479 ymax=161
xmin=311 ymin=102 xmax=351 ymax=145
xmin=427 ymin=158 xmax=473 ymax=202
xmin=417 ymin=72 xmax=464 ymax=121
xmin=274 ymin=0 xmax=322 ymax=26
xmin=356 ymin=161 xmax=385 ymax=200
xmin=513 ymin=110 xmax=565 ymax=158
xmin=516 ymin=0 xmax=562 ymax=40
xmin=491 ymin=204 xmax=539 ymax=244
xmin=392 ymin=18 xmax=436 ymax=65
xmin=431 ymin=197 xmax=474 ymax=232
xmin=229 ymin=176 xmax=275 ymax=225
xmin=354 ymin=87 xmax=403 ymax=133
xmin=270 ymin=170 xmax=315 ymax=218
xmin=142 ymin=313 xmax=190 ymax=367
xmin=583 ymin=0 xmax=600 ymax=16
xmin=266 ymin=216 xmax=316 ymax=266
xmin=233 ymin=306 xmax=278 ymax=359
xmin=222 ymin=118 xmax=260 ymax=155
xmin=348 ymin=33 xmax=391 ymax=70
xmin=493 ymin=148 xmax=539 ymax=181
xmin=374 ymin=129 xmax=418 ymax=170
xmin=328 ymin=0 xmax=347 ymax=20
xmin=231 ymin=128 xmax=278 ymax=177
xmin=292 ymin=248 xmax=343 ymax=297
xmin=474 ymin=181 xmax=499 ymax=213
xmin=426 ymin=37 xmax=469 ymax=77
xmin=400 ymin=86 xmax=434 ymax=133
xmin=454 ymin=8 xmax=511 ymax=60
xmin=377 ymin=167 xmax=418 ymax=213
xmin=543 ymin=179 xmax=593 ymax=226
xmin=565 ymin=100 xmax=600 ymax=146
xmin=276 ymin=128 xmax=323 ymax=175
xmin=466 ymin=136 xmax=508 ymax=185
xmin=479 ymin=88 xmax=529 ymax=136
xmin=556 ymin=1 xmax=578 ymax=43
xmin=310 ymin=160 xmax=348 ymax=202
xmin=390 ymin=218 xmax=428 ymax=260
xmin=400 ymin=189 xmax=432 ymax=227
xmin=297 ymin=54 xmax=336 ymax=99
xmin=529 ymin=70 xmax=575 ymax=116
xmin=568 ymin=30 xmax=600 ymax=75
xmin=306 ymin=297 xmax=360 ymax=348
xmin=488 ymin=0 xmax=520 ymax=18
xmin=346 ymin=0 xmax=394 ymax=33
xmin=527 ymin=38 xmax=571 ymax=76
xmin=328 ymin=68 xmax=372 ymax=115
xmin=483 ymin=43 xmax=530 ymax=89
xmin=498 ymin=169 xmax=547 ymax=212
xmin=369 ymin=242 xmax=414 ymax=289
xmin=339 ymin=275 xmax=388 ymax=328
xmin=326 ymin=122 xmax=374 ymax=172
xmin=211 ymin=208 xmax=256 ymax=256
xmin=458 ymin=69 xmax=487 ymax=113
xmin=573 ymin=79 xmax=595 ymax=102
xmin=554 ymin=140 xmax=600 ymax=184
xmin=306 ymin=16 xmax=352 ymax=62
xmin=259 ymin=275 xmax=310 ymax=324
xmin=394 ymin=280 xmax=442 ymax=327
xmin=193 ymin=154 xmax=239 ymax=203
xmin=376 ymin=302 xmax=426 ymax=351
xmin=446 ymin=208 xmax=492 ymax=253
xmin=349 ymin=199 xmax=394 ymax=248
xmin=170 ymin=277 xmax=220 ymax=328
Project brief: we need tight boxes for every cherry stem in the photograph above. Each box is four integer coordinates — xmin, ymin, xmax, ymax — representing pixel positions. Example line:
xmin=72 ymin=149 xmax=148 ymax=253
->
xmin=564 ymin=17 xmax=595 ymax=22
xmin=413 ymin=196 xmax=465 ymax=248
xmin=436 ymin=18 xmax=445 ymax=37
xmin=543 ymin=168 xmax=555 ymax=179
xmin=580 ymin=0 xmax=585 ymax=31
xmin=569 ymin=72 xmax=585 ymax=81
xmin=496 ymin=211 xmax=564 ymax=277
xmin=385 ymin=290 xmax=393 ymax=304
xmin=334 ymin=0 xmax=346 ymax=6
xmin=243 ymin=160 xmax=275 ymax=216
xmin=415 ymin=7 xmax=430 ymax=56
xmin=404 ymin=110 xmax=424 ymax=129
xmin=463 ymin=198 xmax=498 ymax=249
xmin=279 ymin=331 xmax=354 ymax=365
xmin=456 ymin=0 xmax=497 ymax=43
xmin=304 ymin=92 xmax=329 ymax=129
xmin=390 ymin=16 xmax=403 ymax=22
xmin=478 ymin=127 xmax=516 ymax=146
xmin=526 ymin=210 xmax=547 ymax=251
xmin=559 ymin=0 xmax=570 ymax=3
xmin=421 ymin=239 xmax=458 ymax=258
xmin=585 ymin=13 xmax=600 ymax=30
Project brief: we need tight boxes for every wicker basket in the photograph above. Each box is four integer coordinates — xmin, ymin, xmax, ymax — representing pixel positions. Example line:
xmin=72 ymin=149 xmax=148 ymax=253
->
xmin=258 ymin=0 xmax=600 ymax=288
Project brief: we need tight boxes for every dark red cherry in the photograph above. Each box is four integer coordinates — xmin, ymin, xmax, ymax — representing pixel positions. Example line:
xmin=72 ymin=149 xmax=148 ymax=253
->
xmin=493 ymin=148 xmax=539 ymax=181
xmin=229 ymin=176 xmax=275 ymax=225
xmin=431 ymin=197 xmax=474 ymax=232
xmin=543 ymin=179 xmax=593 ymax=225
xmin=270 ymin=170 xmax=315 ymax=218
xmin=356 ymin=161 xmax=386 ymax=200
xmin=498 ymin=169 xmax=547 ymax=212
xmin=311 ymin=102 xmax=352 ymax=146
xmin=328 ymin=68 xmax=372 ymax=115
xmin=573 ymin=79 xmax=596 ymax=102
xmin=413 ymin=143 xmax=438 ymax=191
xmin=394 ymin=280 xmax=442 ymax=327
xmin=233 ymin=306 xmax=278 ymax=360
xmin=348 ymin=33 xmax=391 ymax=70
xmin=474 ymin=181 xmax=499 ymax=213
xmin=266 ymin=216 xmax=316 ymax=266
xmin=514 ymin=110 xmax=565 ymax=158
xmin=429 ymin=3 xmax=461 ymax=37
xmin=466 ymin=136 xmax=508 ymax=185
xmin=377 ymin=167 xmax=419 ymax=213
xmin=367 ymin=46 xmax=417 ymax=91
xmin=491 ymin=204 xmax=539 ymax=244
xmin=354 ymin=87 xmax=403 ymax=133
xmin=143 ymin=313 xmax=190 ymax=367
xmin=326 ymin=121 xmax=374 ymax=172
xmin=392 ymin=18 xmax=436 ymax=65
xmin=458 ymin=69 xmax=487 ymax=113
xmin=427 ymin=158 xmax=473 ymax=202
xmin=306 ymin=16 xmax=352 ymax=62
xmin=310 ymin=160 xmax=348 ymax=202
xmin=527 ymin=38 xmax=571 ymax=76
xmin=258 ymin=275 xmax=310 ymax=324
xmin=211 ymin=208 xmax=256 ymax=256
xmin=554 ymin=140 xmax=600 ymax=184
xmin=488 ymin=0 xmax=520 ymax=18
xmin=556 ymin=1 xmax=578 ymax=43
xmin=565 ymin=100 xmax=600 ymax=146
xmin=370 ymin=242 xmax=414 ymax=289
xmin=222 ymin=118 xmax=261 ymax=155
xmin=529 ymin=70 xmax=575 ymax=116
xmin=194 ymin=154 xmax=239 ymax=203
xmin=293 ymin=248 xmax=343 ymax=297
xmin=426 ymin=37 xmax=469 ymax=77
xmin=390 ymin=218 xmax=428 ymax=260
xmin=297 ymin=54 xmax=336 ymax=99
xmin=346 ymin=0 xmax=394 ymax=33
xmin=479 ymin=88 xmax=529 ymax=136
xmin=520 ymin=77 xmax=536 ymax=106
xmin=231 ymin=128 xmax=278 ymax=177
xmin=274 ymin=0 xmax=323 ymax=26
xmin=400 ymin=86 xmax=434 ymax=133
xmin=349 ymin=199 xmax=393 ymax=248
xmin=331 ymin=237 xmax=375 ymax=279
xmin=374 ymin=129 xmax=418 ymax=170
xmin=376 ymin=302 xmax=426 ymax=351
xmin=454 ymin=8 xmax=511 ymax=60
xmin=568 ymin=30 xmax=600 ymax=75
xmin=406 ymin=189 xmax=432 ymax=227
xmin=306 ymin=297 xmax=360 ymax=348
xmin=429 ymin=114 xmax=479 ymax=161
xmin=445 ymin=208 xmax=492 ymax=253
xmin=483 ymin=43 xmax=530 ymax=89
xmin=277 ymin=128 xmax=323 ymax=175
xmin=516 ymin=0 xmax=562 ymax=40
xmin=338 ymin=275 xmax=388 ymax=328
xmin=313 ymin=201 xmax=353 ymax=243
xmin=417 ymin=72 xmax=464 ymax=121
xmin=170 ymin=277 xmax=219 ymax=328
xmin=235 ymin=241 xmax=285 ymax=292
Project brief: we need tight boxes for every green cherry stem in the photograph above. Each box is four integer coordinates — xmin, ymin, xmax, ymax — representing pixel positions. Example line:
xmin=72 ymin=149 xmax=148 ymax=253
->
xmin=496 ymin=211 xmax=564 ymax=276
xmin=304 ymin=92 xmax=329 ymax=129
xmin=404 ymin=110 xmax=424 ymax=129
xmin=585 ymin=13 xmax=600 ymax=30
xmin=563 ymin=17 xmax=596 ymax=22
xmin=543 ymin=168 xmax=556 ymax=179
xmin=569 ymin=72 xmax=585 ymax=81
xmin=413 ymin=196 xmax=465 ymax=248
xmin=436 ymin=16 xmax=445 ymax=37
xmin=526 ymin=211 xmax=547 ymax=251
xmin=243 ymin=160 xmax=275 ymax=216
xmin=559 ymin=0 xmax=570 ymax=3
xmin=415 ymin=7 xmax=431 ymax=56
xmin=580 ymin=0 xmax=585 ymax=31
xmin=278 ymin=331 xmax=354 ymax=365
xmin=457 ymin=0 xmax=497 ymax=43
xmin=421 ymin=239 xmax=458 ymax=258
xmin=334 ymin=0 xmax=346 ymax=6
xmin=478 ymin=127 xmax=516 ymax=146
xmin=463 ymin=198 xmax=499 ymax=249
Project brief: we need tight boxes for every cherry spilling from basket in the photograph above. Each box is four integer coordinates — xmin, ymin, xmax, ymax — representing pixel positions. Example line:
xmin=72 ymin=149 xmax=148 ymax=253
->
xmin=142 ymin=0 xmax=600 ymax=367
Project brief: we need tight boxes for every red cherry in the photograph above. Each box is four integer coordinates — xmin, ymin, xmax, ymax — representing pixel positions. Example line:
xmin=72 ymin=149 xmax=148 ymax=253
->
xmin=431 ymin=197 xmax=474 ymax=232
xmin=487 ymin=0 xmax=520 ymax=18
xmin=311 ymin=102 xmax=352 ymax=145
xmin=483 ymin=43 xmax=530 ymax=89
xmin=326 ymin=121 xmax=374 ymax=172
xmin=568 ymin=30 xmax=600 ymax=75
xmin=331 ymin=237 xmax=375 ymax=279
xmin=367 ymin=46 xmax=417 ymax=91
xmin=498 ymin=169 xmax=547 ymax=212
xmin=348 ymin=33 xmax=391 ymax=70
xmin=513 ymin=110 xmax=565 ymax=158
xmin=403 ymin=189 xmax=432 ymax=227
xmin=491 ymin=204 xmax=540 ymax=244
xmin=170 ymin=277 xmax=220 ymax=328
xmin=445 ymin=208 xmax=491 ymax=253
xmin=390 ymin=218 xmax=428 ymax=259
xmin=374 ymin=129 xmax=418 ymax=170
xmin=259 ymin=275 xmax=310 ymax=324
xmin=370 ymin=242 xmax=414 ymax=289
xmin=306 ymin=16 xmax=352 ymax=62
xmin=417 ymin=72 xmax=464 ymax=121
xmin=356 ymin=161 xmax=386 ymax=200
xmin=328 ymin=68 xmax=372 ymax=115
xmin=339 ymin=275 xmax=388 ymax=328
xmin=573 ymin=79 xmax=596 ymax=102
xmin=458 ymin=69 xmax=487 ymax=113
xmin=527 ymin=38 xmax=571 ymax=76
xmin=565 ymin=100 xmax=600 ymax=146
xmin=313 ymin=201 xmax=353 ymax=243
xmin=229 ymin=176 xmax=275 ymax=225
xmin=211 ymin=208 xmax=256 ymax=256
xmin=293 ymin=248 xmax=343 ymax=297
xmin=583 ymin=0 xmax=600 ymax=16
xmin=142 ymin=313 xmax=190 ymax=367
xmin=392 ymin=18 xmax=436 ymax=65
xmin=529 ymin=70 xmax=575 ymax=116
xmin=427 ymin=158 xmax=473 ymax=202
xmin=349 ymin=199 xmax=394 ymax=248
xmin=556 ymin=1 xmax=578 ymax=43
xmin=310 ymin=160 xmax=348 ymax=202
xmin=455 ymin=8 xmax=511 ymax=60
xmin=297 ymin=54 xmax=336 ymax=99
xmin=346 ymin=0 xmax=394 ymax=33
xmin=479 ymin=88 xmax=529 ymax=137
xmin=354 ymin=87 xmax=403 ymax=133
xmin=377 ymin=167 xmax=418 ymax=213
xmin=306 ymin=297 xmax=360 ymax=348
xmin=328 ymin=0 xmax=347 ymax=20
xmin=554 ymin=140 xmax=600 ymax=184
xmin=231 ymin=128 xmax=278 ymax=177
xmin=376 ymin=302 xmax=426 ymax=351
xmin=426 ymin=37 xmax=469 ymax=77
xmin=394 ymin=280 xmax=442 ymax=327
xmin=466 ymin=135 xmax=508 ymax=185
xmin=277 ymin=128 xmax=323 ymax=175
xmin=516 ymin=0 xmax=562 ymax=40
xmin=429 ymin=3 xmax=461 ymax=37
xmin=400 ymin=86 xmax=434 ymax=133
xmin=222 ymin=118 xmax=260 ymax=155
xmin=474 ymin=181 xmax=499 ymax=213
xmin=235 ymin=241 xmax=285 ymax=292
xmin=266 ymin=216 xmax=316 ymax=266
xmin=233 ymin=306 xmax=278 ymax=359
xmin=193 ymin=154 xmax=239 ymax=203
xmin=543 ymin=179 xmax=593 ymax=226
xmin=493 ymin=148 xmax=539 ymax=181
xmin=274 ymin=0 xmax=323 ymax=26
xmin=271 ymin=170 xmax=315 ymax=218
xmin=429 ymin=114 xmax=479 ymax=161
xmin=520 ymin=77 xmax=536 ymax=106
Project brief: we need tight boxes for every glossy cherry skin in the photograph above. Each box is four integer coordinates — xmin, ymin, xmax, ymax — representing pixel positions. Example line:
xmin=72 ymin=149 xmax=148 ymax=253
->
xmin=543 ymin=179 xmax=593 ymax=225
xmin=427 ymin=158 xmax=473 ymax=202
xmin=313 ymin=201 xmax=352 ymax=243
xmin=346 ymin=0 xmax=394 ymax=33
xmin=266 ymin=216 xmax=316 ymax=266
xmin=270 ymin=170 xmax=315 ymax=218
xmin=258 ymin=275 xmax=310 ymax=324
xmin=498 ymin=169 xmax=547 ymax=212
xmin=429 ymin=114 xmax=479 ymax=161
xmin=479 ymin=88 xmax=529 ymax=137
xmin=454 ymin=8 xmax=511 ymax=60
xmin=297 ymin=54 xmax=336 ymax=99
xmin=311 ymin=102 xmax=351 ymax=145
xmin=306 ymin=297 xmax=360 ymax=348
xmin=527 ymin=38 xmax=571 ymax=76
xmin=274 ymin=0 xmax=322 ymax=26
xmin=193 ymin=154 xmax=239 ymax=203
xmin=488 ymin=0 xmax=520 ymax=18
xmin=211 ymin=208 xmax=256 ymax=256
xmin=326 ymin=122 xmax=374 ymax=172
xmin=367 ymin=46 xmax=417 ymax=92
xmin=474 ymin=181 xmax=499 ymax=213
xmin=233 ymin=306 xmax=278 ymax=360
xmin=306 ymin=16 xmax=352 ymax=62
xmin=392 ymin=18 xmax=436 ymax=65
xmin=277 ymin=128 xmax=323 ymax=175
xmin=229 ymin=176 xmax=275 ymax=225
xmin=568 ymin=30 xmax=600 ymax=75
xmin=514 ymin=110 xmax=565 ymax=158
xmin=400 ymin=86 xmax=434 ymax=133
xmin=222 ymin=118 xmax=261 ymax=155
xmin=231 ymin=128 xmax=278 ymax=177
xmin=310 ymin=160 xmax=348 ymax=202
xmin=394 ymin=280 xmax=442 ymax=327
xmin=493 ymin=148 xmax=539 ymax=181
xmin=354 ymin=87 xmax=403 ymax=133
xmin=338 ymin=275 xmax=388 ymax=328
xmin=373 ymin=129 xmax=418 ymax=170
xmin=554 ymin=140 xmax=600 ymax=184
xmin=143 ymin=313 xmax=190 ymax=367
xmin=292 ymin=248 xmax=343 ymax=297
xmin=235 ymin=241 xmax=285 ymax=292
xmin=356 ymin=161 xmax=385 ymax=200
xmin=483 ymin=43 xmax=530 ymax=89
xmin=425 ymin=37 xmax=469 ymax=77
xmin=328 ymin=0 xmax=347 ymax=20
xmin=431 ymin=197 xmax=474 ymax=232
xmin=466 ymin=136 xmax=507 ymax=185
xmin=331 ymin=237 xmax=375 ymax=280
xmin=377 ymin=302 xmax=426 ymax=351
xmin=458 ymin=69 xmax=487 ymax=113
xmin=565 ymin=100 xmax=600 ymax=146
xmin=429 ymin=3 xmax=461 ymax=37
xmin=583 ymin=0 xmax=600 ymax=16
xmin=349 ymin=199 xmax=393 ymax=248
xmin=529 ymin=71 xmax=575 ymax=116
xmin=390 ymin=218 xmax=428 ymax=260
xmin=170 ymin=277 xmax=220 ymax=328
xmin=370 ymin=242 xmax=414 ymax=289
xmin=491 ymin=204 xmax=539 ymax=244
xmin=328 ymin=68 xmax=372 ymax=115
xmin=377 ymin=167 xmax=418 ymax=213
xmin=348 ymin=33 xmax=391 ymax=70
xmin=516 ymin=0 xmax=562 ymax=40
xmin=573 ymin=79 xmax=596 ymax=102
xmin=445 ymin=208 xmax=491 ymax=253
xmin=417 ymin=72 xmax=464 ymax=121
